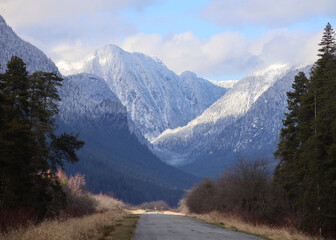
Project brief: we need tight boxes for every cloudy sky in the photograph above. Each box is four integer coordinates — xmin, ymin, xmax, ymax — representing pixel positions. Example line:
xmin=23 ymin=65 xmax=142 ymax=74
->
xmin=1 ymin=0 xmax=335 ymax=80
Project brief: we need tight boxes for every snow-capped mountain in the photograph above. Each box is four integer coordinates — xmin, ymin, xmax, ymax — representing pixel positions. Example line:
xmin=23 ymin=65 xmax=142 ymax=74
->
xmin=0 ymin=15 xmax=58 ymax=74
xmin=210 ymin=80 xmax=238 ymax=88
xmin=58 ymin=73 xmax=127 ymax=125
xmin=0 ymin=15 xmax=200 ymax=205
xmin=152 ymin=65 xmax=310 ymax=174
xmin=60 ymin=45 xmax=228 ymax=140
xmin=58 ymin=72 xmax=201 ymax=205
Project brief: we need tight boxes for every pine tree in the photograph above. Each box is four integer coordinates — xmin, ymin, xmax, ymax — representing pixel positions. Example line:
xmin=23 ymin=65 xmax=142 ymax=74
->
xmin=274 ymin=72 xmax=309 ymax=203
xmin=0 ymin=56 xmax=84 ymax=218
xmin=0 ymin=57 xmax=36 ymax=208
xmin=306 ymin=22 xmax=336 ymax=235
xmin=274 ymin=23 xmax=336 ymax=236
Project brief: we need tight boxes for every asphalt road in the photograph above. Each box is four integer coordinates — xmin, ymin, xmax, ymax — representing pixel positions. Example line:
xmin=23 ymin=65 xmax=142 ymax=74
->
xmin=132 ymin=213 xmax=264 ymax=240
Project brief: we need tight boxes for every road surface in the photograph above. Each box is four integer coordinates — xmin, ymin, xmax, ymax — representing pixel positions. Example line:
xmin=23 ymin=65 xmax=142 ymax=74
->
xmin=132 ymin=213 xmax=264 ymax=240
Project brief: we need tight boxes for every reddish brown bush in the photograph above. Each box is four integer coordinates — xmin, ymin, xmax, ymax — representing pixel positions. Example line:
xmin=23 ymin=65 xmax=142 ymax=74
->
xmin=56 ymin=169 xmax=96 ymax=217
xmin=185 ymin=158 xmax=274 ymax=223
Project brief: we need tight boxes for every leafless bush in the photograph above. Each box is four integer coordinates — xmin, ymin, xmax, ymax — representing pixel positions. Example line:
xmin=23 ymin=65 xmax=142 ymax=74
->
xmin=138 ymin=200 xmax=170 ymax=211
xmin=56 ymin=169 xmax=96 ymax=217
xmin=61 ymin=185 xmax=97 ymax=217
xmin=92 ymin=192 xmax=125 ymax=211
xmin=185 ymin=178 xmax=217 ymax=214
xmin=185 ymin=158 xmax=275 ymax=223
xmin=217 ymin=157 xmax=273 ymax=221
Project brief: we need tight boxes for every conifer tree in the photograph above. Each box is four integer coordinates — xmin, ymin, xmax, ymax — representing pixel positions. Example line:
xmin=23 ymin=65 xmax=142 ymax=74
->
xmin=274 ymin=23 xmax=336 ymax=236
xmin=0 ymin=56 xmax=84 ymax=218
xmin=274 ymin=72 xmax=309 ymax=203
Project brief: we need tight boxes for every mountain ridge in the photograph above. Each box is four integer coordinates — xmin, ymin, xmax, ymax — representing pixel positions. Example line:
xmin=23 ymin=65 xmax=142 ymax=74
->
xmin=0 ymin=15 xmax=201 ymax=206
xmin=0 ymin=15 xmax=58 ymax=74
xmin=60 ymin=44 xmax=229 ymax=141
xmin=152 ymin=64 xmax=292 ymax=165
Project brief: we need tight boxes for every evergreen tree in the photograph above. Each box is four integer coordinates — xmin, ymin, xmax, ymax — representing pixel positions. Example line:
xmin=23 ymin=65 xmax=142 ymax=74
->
xmin=0 ymin=57 xmax=36 ymax=209
xmin=274 ymin=72 xmax=309 ymax=204
xmin=274 ymin=23 xmax=336 ymax=236
xmin=0 ymin=56 xmax=84 ymax=218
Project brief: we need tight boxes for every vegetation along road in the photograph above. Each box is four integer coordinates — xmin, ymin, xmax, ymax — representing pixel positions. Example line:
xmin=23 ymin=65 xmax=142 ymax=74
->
xmin=132 ymin=213 xmax=264 ymax=240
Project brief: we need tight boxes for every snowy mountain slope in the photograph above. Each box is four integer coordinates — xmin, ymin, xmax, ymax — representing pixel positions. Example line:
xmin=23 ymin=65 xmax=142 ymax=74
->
xmin=58 ymin=73 xmax=201 ymax=205
xmin=58 ymin=73 xmax=127 ymax=125
xmin=60 ymin=45 xmax=228 ymax=140
xmin=0 ymin=15 xmax=58 ymax=74
xmin=210 ymin=80 xmax=238 ymax=88
xmin=180 ymin=65 xmax=311 ymax=176
xmin=152 ymin=64 xmax=292 ymax=166
xmin=0 ymin=15 xmax=200 ymax=205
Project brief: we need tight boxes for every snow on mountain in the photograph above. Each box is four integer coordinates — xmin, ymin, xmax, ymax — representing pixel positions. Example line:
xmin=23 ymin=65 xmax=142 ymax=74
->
xmin=180 ymin=65 xmax=312 ymax=176
xmin=58 ymin=73 xmax=127 ymax=125
xmin=60 ymin=44 xmax=228 ymax=140
xmin=152 ymin=64 xmax=302 ymax=166
xmin=0 ymin=15 xmax=58 ymax=74
xmin=0 ymin=15 xmax=200 ymax=205
xmin=210 ymin=80 xmax=238 ymax=88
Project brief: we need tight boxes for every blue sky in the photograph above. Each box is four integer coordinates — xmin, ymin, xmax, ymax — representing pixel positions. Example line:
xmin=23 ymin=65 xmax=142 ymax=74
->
xmin=1 ymin=0 xmax=336 ymax=80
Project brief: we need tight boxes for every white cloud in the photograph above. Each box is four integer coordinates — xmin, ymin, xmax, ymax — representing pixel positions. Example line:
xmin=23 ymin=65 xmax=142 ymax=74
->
xmin=202 ymin=0 xmax=336 ymax=27
xmin=117 ymin=29 xmax=321 ymax=79
xmin=1 ymin=0 xmax=324 ymax=80
xmin=0 ymin=0 xmax=141 ymax=64
xmin=0 ymin=0 xmax=155 ymax=27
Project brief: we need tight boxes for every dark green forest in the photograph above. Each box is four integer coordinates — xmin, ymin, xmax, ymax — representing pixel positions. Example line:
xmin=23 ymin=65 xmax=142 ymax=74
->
xmin=185 ymin=23 xmax=336 ymax=238
xmin=0 ymin=56 xmax=84 ymax=221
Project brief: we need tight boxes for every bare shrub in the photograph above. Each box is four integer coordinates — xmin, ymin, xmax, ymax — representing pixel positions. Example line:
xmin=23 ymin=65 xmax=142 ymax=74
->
xmin=216 ymin=157 xmax=273 ymax=222
xmin=178 ymin=197 xmax=189 ymax=214
xmin=138 ymin=200 xmax=170 ymax=211
xmin=185 ymin=158 xmax=274 ymax=222
xmin=185 ymin=178 xmax=217 ymax=214
xmin=56 ymin=169 xmax=96 ymax=217
xmin=92 ymin=192 xmax=125 ymax=211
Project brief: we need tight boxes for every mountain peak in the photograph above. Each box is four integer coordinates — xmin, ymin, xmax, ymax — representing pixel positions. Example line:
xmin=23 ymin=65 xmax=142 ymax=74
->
xmin=95 ymin=44 xmax=131 ymax=60
xmin=0 ymin=15 xmax=59 ymax=74
xmin=180 ymin=71 xmax=197 ymax=79
xmin=103 ymin=44 xmax=125 ymax=54
xmin=251 ymin=64 xmax=289 ymax=77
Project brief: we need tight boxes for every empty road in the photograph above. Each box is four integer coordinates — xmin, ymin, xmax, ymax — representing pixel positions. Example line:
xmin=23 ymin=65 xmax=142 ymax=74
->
xmin=132 ymin=213 xmax=264 ymax=240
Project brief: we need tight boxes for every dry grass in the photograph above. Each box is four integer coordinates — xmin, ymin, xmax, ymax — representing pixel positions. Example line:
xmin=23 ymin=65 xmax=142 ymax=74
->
xmin=190 ymin=211 xmax=322 ymax=240
xmin=0 ymin=209 xmax=123 ymax=240
xmin=0 ymin=194 xmax=138 ymax=240
xmin=92 ymin=193 xmax=126 ymax=211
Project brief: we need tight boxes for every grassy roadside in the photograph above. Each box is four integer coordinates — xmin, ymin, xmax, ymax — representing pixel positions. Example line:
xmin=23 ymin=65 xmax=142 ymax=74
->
xmin=187 ymin=211 xmax=320 ymax=240
xmin=192 ymin=217 xmax=272 ymax=240
xmin=0 ymin=210 xmax=139 ymax=240
xmin=97 ymin=214 xmax=139 ymax=240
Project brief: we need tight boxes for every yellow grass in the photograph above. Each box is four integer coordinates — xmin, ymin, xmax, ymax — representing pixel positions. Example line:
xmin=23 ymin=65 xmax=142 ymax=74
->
xmin=0 ymin=209 xmax=126 ymax=240
xmin=190 ymin=211 xmax=322 ymax=240
xmin=91 ymin=193 xmax=126 ymax=211
xmin=0 ymin=194 xmax=137 ymax=240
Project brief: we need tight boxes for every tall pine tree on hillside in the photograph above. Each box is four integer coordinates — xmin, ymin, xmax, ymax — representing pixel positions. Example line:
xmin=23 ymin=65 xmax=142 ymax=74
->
xmin=0 ymin=56 xmax=84 ymax=219
xmin=274 ymin=23 xmax=336 ymax=236
xmin=274 ymin=72 xmax=309 ymax=204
